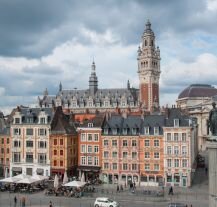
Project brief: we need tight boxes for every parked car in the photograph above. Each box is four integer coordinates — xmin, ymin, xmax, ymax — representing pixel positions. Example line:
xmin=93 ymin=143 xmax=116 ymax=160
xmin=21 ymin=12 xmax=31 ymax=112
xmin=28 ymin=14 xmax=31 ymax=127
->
xmin=94 ymin=197 xmax=119 ymax=207
xmin=168 ymin=203 xmax=186 ymax=207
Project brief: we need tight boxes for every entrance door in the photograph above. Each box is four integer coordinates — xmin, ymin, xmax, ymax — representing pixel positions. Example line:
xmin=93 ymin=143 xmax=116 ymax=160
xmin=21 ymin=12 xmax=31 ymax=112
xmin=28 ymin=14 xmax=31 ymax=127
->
xmin=182 ymin=177 xmax=187 ymax=187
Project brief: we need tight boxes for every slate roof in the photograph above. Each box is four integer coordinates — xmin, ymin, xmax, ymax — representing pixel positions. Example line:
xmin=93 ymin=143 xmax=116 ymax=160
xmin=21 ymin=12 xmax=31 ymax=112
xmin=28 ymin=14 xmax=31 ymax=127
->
xmin=51 ymin=106 xmax=77 ymax=135
xmin=77 ymin=114 xmax=105 ymax=128
xmin=178 ymin=84 xmax=217 ymax=99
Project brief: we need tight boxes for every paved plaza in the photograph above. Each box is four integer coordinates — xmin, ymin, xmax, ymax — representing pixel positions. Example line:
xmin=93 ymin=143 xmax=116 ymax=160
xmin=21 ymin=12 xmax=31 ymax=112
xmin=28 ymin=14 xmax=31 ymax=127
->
xmin=0 ymin=167 xmax=209 ymax=207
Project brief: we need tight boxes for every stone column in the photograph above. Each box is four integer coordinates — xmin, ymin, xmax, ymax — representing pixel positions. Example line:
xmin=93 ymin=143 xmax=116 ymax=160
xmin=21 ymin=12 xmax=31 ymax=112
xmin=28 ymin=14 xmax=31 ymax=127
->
xmin=207 ymin=139 xmax=217 ymax=207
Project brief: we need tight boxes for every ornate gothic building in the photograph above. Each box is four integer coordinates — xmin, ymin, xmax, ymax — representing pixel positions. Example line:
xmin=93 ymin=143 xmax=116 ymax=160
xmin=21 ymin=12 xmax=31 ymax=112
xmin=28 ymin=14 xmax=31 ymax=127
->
xmin=38 ymin=20 xmax=161 ymax=113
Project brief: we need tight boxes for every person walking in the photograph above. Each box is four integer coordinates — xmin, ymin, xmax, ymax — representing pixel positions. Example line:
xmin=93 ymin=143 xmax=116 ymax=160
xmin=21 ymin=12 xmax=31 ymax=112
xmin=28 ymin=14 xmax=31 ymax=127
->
xmin=14 ymin=196 xmax=17 ymax=207
xmin=21 ymin=196 xmax=26 ymax=207
xmin=168 ymin=186 xmax=174 ymax=195
xmin=49 ymin=201 xmax=53 ymax=207
xmin=116 ymin=184 xmax=119 ymax=192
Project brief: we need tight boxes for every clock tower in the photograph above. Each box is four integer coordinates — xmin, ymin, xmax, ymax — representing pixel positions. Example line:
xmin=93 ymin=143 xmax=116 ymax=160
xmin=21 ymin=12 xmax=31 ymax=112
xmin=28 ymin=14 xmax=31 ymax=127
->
xmin=137 ymin=20 xmax=161 ymax=111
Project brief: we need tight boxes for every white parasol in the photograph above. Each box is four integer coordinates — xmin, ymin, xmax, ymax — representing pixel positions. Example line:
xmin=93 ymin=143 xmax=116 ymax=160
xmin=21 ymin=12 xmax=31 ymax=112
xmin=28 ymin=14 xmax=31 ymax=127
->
xmin=54 ymin=174 xmax=59 ymax=189
xmin=62 ymin=171 xmax=68 ymax=184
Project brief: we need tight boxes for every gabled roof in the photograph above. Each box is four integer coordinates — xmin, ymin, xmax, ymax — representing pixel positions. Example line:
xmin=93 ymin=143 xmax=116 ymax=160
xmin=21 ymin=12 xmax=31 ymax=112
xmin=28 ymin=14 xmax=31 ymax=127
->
xmin=51 ymin=106 xmax=77 ymax=135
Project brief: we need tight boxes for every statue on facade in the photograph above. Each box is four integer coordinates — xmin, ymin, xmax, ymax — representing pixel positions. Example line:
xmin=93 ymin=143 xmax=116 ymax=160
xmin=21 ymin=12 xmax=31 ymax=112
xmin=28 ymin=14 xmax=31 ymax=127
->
xmin=208 ymin=102 xmax=217 ymax=136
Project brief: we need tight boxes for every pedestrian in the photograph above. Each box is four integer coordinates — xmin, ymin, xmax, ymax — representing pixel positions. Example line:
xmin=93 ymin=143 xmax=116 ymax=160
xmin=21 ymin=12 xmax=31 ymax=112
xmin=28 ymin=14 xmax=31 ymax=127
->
xmin=120 ymin=184 xmax=123 ymax=191
xmin=49 ymin=200 xmax=53 ymax=207
xmin=116 ymin=184 xmax=119 ymax=192
xmin=14 ymin=196 xmax=17 ymax=207
xmin=133 ymin=181 xmax=136 ymax=189
xmin=21 ymin=196 xmax=26 ymax=207
xmin=205 ymin=167 xmax=208 ymax=175
xmin=168 ymin=186 xmax=173 ymax=195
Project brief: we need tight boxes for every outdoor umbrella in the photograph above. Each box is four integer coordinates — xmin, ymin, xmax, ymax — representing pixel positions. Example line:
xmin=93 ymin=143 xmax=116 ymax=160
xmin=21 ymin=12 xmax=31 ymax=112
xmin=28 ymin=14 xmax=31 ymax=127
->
xmin=0 ymin=177 xmax=21 ymax=183
xmin=81 ymin=172 xmax=85 ymax=182
xmin=63 ymin=180 xmax=86 ymax=187
xmin=31 ymin=174 xmax=48 ymax=181
xmin=13 ymin=174 xmax=31 ymax=180
xmin=16 ymin=177 xmax=38 ymax=184
xmin=62 ymin=171 xmax=68 ymax=184
xmin=54 ymin=174 xmax=59 ymax=189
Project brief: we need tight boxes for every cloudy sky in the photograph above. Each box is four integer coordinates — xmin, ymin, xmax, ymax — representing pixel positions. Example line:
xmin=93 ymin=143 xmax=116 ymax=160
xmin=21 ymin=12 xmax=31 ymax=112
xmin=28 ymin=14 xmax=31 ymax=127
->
xmin=1 ymin=0 xmax=217 ymax=114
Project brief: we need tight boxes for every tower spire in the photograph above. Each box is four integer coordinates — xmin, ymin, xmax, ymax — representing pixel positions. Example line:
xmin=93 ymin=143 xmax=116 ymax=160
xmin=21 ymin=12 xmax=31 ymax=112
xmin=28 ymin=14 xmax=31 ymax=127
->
xmin=89 ymin=61 xmax=98 ymax=95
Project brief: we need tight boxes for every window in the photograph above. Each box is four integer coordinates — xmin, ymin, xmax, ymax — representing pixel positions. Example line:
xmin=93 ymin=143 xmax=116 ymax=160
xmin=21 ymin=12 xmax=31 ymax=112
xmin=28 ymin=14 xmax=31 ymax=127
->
xmin=174 ymin=133 xmax=179 ymax=141
xmin=132 ymin=140 xmax=137 ymax=147
xmin=81 ymin=157 xmax=86 ymax=165
xmin=144 ymin=127 xmax=149 ymax=135
xmin=104 ymin=140 xmax=109 ymax=146
xmin=54 ymin=150 xmax=57 ymax=155
xmin=38 ymin=153 xmax=46 ymax=164
xmin=145 ymin=164 xmax=150 ymax=170
xmin=112 ymin=151 xmax=117 ymax=158
xmin=145 ymin=152 xmax=150 ymax=159
xmin=7 ymin=148 xmax=9 ymax=153
xmin=123 ymin=140 xmax=128 ymax=147
xmin=94 ymin=134 xmax=99 ymax=141
xmin=54 ymin=160 xmax=57 ymax=166
xmin=88 ymin=146 xmax=92 ymax=153
xmin=182 ymin=133 xmax=187 ymax=142
xmin=60 ymin=160 xmax=63 ymax=166
xmin=88 ymin=123 xmax=93 ymax=127
xmin=104 ymin=163 xmax=109 ymax=169
xmin=13 ymin=153 xmax=21 ymax=162
xmin=182 ymin=159 xmax=187 ymax=167
xmin=182 ymin=146 xmax=187 ymax=155
xmin=174 ymin=119 xmax=179 ymax=127
xmin=81 ymin=133 xmax=86 ymax=141
xmin=104 ymin=151 xmax=109 ymax=158
xmin=94 ymin=146 xmax=99 ymax=153
xmin=154 ymin=152 xmax=160 ymax=159
xmin=26 ymin=128 xmax=33 ymax=136
xmin=26 ymin=141 xmax=33 ymax=148
xmin=104 ymin=101 xmax=109 ymax=107
xmin=123 ymin=163 xmax=128 ymax=170
xmin=103 ymin=129 xmax=108 ymax=135
xmin=26 ymin=117 xmax=33 ymax=123
xmin=60 ymin=150 xmax=63 ymax=156
xmin=39 ymin=128 xmax=46 ymax=136
xmin=26 ymin=153 xmax=33 ymax=163
xmin=154 ymin=164 xmax=159 ymax=171
xmin=94 ymin=157 xmax=99 ymax=166
xmin=154 ymin=140 xmax=159 ymax=147
xmin=13 ymin=128 xmax=21 ymax=135
xmin=145 ymin=140 xmax=150 ymax=147
xmin=123 ymin=152 xmax=128 ymax=158
xmin=1 ymin=138 xmax=3 ymax=144
xmin=167 ymin=159 xmax=172 ymax=167
xmin=1 ymin=148 xmax=4 ymax=153
xmin=88 ymin=134 xmax=92 ymax=141
xmin=167 ymin=133 xmax=171 ymax=141
xmin=15 ymin=118 xmax=20 ymax=124
xmin=7 ymin=138 xmax=9 ymax=144
xmin=60 ymin=139 xmax=63 ymax=145
xmin=174 ymin=159 xmax=179 ymax=167
xmin=88 ymin=156 xmax=92 ymax=165
xmin=174 ymin=146 xmax=179 ymax=155
xmin=113 ymin=163 xmax=117 ymax=170
xmin=81 ymin=145 xmax=86 ymax=153
xmin=54 ymin=139 xmax=57 ymax=145
xmin=154 ymin=127 xmax=159 ymax=135
xmin=40 ymin=117 xmax=45 ymax=124
xmin=132 ymin=164 xmax=137 ymax=170
xmin=38 ymin=141 xmax=46 ymax=148
xmin=167 ymin=146 xmax=172 ymax=155
xmin=132 ymin=152 xmax=137 ymax=159
xmin=14 ymin=140 xmax=20 ymax=147
xmin=112 ymin=140 xmax=117 ymax=146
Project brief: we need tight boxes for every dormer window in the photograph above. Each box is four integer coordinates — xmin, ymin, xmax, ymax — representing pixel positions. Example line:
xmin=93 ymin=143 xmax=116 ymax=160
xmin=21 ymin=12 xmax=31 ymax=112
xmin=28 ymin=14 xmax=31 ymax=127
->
xmin=40 ymin=117 xmax=46 ymax=124
xmin=89 ymin=102 xmax=93 ymax=107
xmin=123 ymin=128 xmax=127 ymax=135
xmin=104 ymin=128 xmax=108 ymax=135
xmin=122 ymin=102 xmax=126 ymax=107
xmin=88 ymin=123 xmax=93 ymax=127
xmin=130 ymin=102 xmax=134 ymax=107
xmin=174 ymin=119 xmax=179 ymax=127
xmin=154 ymin=127 xmax=159 ymax=135
xmin=144 ymin=127 xmax=149 ymax=135
xmin=72 ymin=102 xmax=77 ymax=108
xmin=132 ymin=128 xmax=137 ymax=135
xmin=104 ymin=101 xmax=109 ymax=107
xmin=112 ymin=129 xmax=117 ymax=135
xmin=27 ymin=117 xmax=33 ymax=123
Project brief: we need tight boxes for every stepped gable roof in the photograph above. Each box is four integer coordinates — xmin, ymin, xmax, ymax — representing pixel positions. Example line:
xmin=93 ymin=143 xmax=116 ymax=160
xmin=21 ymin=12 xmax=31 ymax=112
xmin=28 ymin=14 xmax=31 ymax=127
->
xmin=141 ymin=115 xmax=165 ymax=135
xmin=165 ymin=108 xmax=192 ymax=127
xmin=178 ymin=84 xmax=217 ymax=99
xmin=17 ymin=107 xmax=53 ymax=124
xmin=78 ymin=114 xmax=105 ymax=128
xmin=51 ymin=106 xmax=77 ymax=135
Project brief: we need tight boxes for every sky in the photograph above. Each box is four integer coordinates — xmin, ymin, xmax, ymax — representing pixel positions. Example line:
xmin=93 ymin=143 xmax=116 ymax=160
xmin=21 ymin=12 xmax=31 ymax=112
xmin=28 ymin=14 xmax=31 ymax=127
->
xmin=1 ymin=0 xmax=217 ymax=115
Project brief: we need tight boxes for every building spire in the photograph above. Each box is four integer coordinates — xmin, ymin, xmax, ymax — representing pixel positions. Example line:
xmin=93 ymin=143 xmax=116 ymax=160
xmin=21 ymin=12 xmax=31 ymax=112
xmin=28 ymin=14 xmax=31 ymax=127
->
xmin=59 ymin=82 xmax=62 ymax=92
xmin=89 ymin=61 xmax=98 ymax=95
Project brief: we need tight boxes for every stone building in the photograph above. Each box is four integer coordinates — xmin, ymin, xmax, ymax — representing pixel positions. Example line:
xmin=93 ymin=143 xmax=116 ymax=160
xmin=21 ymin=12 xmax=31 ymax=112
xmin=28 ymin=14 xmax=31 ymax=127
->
xmin=50 ymin=106 xmax=77 ymax=177
xmin=38 ymin=20 xmax=161 ymax=113
xmin=10 ymin=107 xmax=53 ymax=176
